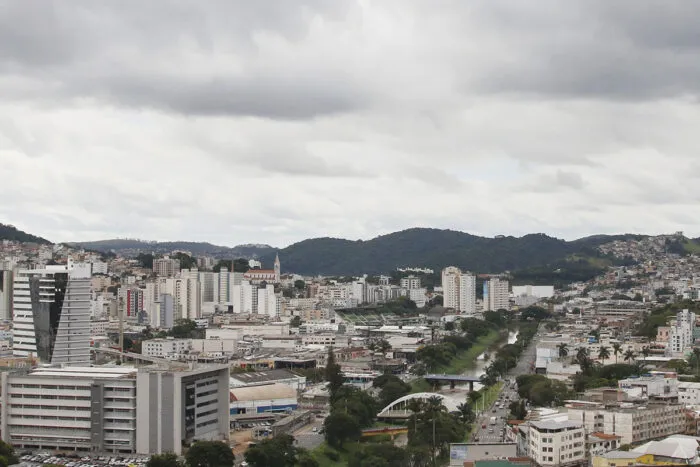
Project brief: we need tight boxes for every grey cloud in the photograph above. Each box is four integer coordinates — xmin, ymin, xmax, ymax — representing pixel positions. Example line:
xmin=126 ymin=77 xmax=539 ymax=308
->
xmin=463 ymin=1 xmax=700 ymax=100
xmin=0 ymin=1 xmax=366 ymax=119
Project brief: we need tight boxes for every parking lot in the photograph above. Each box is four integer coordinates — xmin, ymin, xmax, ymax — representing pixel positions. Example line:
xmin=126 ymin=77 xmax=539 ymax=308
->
xmin=19 ymin=453 xmax=150 ymax=467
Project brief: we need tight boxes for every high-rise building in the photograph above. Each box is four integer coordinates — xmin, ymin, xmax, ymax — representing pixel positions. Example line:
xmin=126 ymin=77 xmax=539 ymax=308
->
xmin=400 ymin=275 xmax=421 ymax=290
xmin=218 ymin=267 xmax=230 ymax=303
xmin=152 ymin=257 xmax=180 ymax=277
xmin=0 ymin=363 xmax=230 ymax=455
xmin=484 ymin=277 xmax=510 ymax=311
xmin=442 ymin=266 xmax=462 ymax=310
xmin=12 ymin=263 xmax=91 ymax=364
xmin=158 ymin=293 xmax=175 ymax=329
xmin=257 ymin=284 xmax=280 ymax=318
xmin=442 ymin=266 xmax=476 ymax=314
xmin=0 ymin=269 xmax=12 ymax=321
xmin=668 ymin=309 xmax=696 ymax=356
xmin=118 ymin=287 xmax=145 ymax=321
xmin=199 ymin=271 xmax=219 ymax=303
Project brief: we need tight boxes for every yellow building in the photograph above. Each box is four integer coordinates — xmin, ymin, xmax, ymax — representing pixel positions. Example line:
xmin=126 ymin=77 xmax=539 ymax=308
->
xmin=592 ymin=435 xmax=700 ymax=467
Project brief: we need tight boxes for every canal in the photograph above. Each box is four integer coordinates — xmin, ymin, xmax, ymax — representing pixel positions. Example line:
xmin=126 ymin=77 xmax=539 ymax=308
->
xmin=462 ymin=330 xmax=518 ymax=391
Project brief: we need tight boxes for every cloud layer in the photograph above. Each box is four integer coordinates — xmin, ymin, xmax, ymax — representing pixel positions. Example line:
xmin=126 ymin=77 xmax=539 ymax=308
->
xmin=1 ymin=1 xmax=700 ymax=246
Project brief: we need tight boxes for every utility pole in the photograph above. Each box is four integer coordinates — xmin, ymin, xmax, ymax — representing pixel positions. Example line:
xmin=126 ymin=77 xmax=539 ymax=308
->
xmin=432 ymin=415 xmax=436 ymax=467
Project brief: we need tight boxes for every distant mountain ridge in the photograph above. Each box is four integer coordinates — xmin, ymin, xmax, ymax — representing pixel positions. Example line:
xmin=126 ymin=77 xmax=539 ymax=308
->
xmin=0 ymin=223 xmax=51 ymax=244
xmin=68 ymin=239 xmax=273 ymax=259
xmin=256 ymin=228 xmax=646 ymax=275
xmin=6 ymin=223 xmax=664 ymax=276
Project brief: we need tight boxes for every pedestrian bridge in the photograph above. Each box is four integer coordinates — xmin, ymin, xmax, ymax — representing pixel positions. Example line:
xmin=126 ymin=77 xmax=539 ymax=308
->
xmin=377 ymin=392 xmax=461 ymax=419
xmin=424 ymin=373 xmax=481 ymax=390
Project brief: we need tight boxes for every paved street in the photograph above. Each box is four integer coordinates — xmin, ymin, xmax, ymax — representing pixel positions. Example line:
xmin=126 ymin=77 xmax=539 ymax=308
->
xmin=471 ymin=325 xmax=540 ymax=444
xmin=293 ymin=419 xmax=325 ymax=451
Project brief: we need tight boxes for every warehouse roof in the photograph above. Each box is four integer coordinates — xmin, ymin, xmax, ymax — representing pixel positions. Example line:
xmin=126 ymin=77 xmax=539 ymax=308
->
xmin=230 ymin=383 xmax=296 ymax=401
xmin=230 ymin=369 xmax=302 ymax=386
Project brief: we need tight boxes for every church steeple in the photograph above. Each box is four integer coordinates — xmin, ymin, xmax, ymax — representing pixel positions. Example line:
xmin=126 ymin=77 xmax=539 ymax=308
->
xmin=274 ymin=253 xmax=281 ymax=283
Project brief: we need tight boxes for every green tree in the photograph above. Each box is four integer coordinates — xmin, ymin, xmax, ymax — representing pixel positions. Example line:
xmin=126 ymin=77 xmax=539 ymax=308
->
xmin=297 ymin=454 xmax=319 ymax=467
xmin=294 ymin=279 xmax=306 ymax=290
xmin=623 ymin=349 xmax=637 ymax=364
xmin=170 ymin=318 xmax=200 ymax=338
xmin=331 ymin=387 xmax=378 ymax=428
xmin=598 ymin=346 xmax=611 ymax=365
xmin=641 ymin=346 xmax=651 ymax=358
xmin=0 ymin=441 xmax=18 ymax=467
xmin=137 ymin=253 xmax=155 ymax=269
xmin=612 ymin=343 xmax=623 ymax=364
xmin=146 ymin=453 xmax=181 ymax=467
xmin=324 ymin=412 xmax=361 ymax=448
xmin=325 ymin=347 xmax=344 ymax=400
xmin=379 ymin=380 xmax=411 ymax=407
xmin=173 ymin=252 xmax=196 ymax=269
xmin=557 ymin=343 xmax=568 ymax=359
xmin=244 ymin=434 xmax=299 ymax=467
xmin=456 ymin=402 xmax=475 ymax=424
xmin=185 ymin=441 xmax=234 ymax=467
xmin=290 ymin=316 xmax=302 ymax=327
xmin=348 ymin=444 xmax=407 ymax=467
xmin=508 ymin=400 xmax=528 ymax=420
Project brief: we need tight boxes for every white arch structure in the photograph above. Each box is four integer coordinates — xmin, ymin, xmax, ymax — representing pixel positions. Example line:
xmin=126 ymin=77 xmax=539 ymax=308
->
xmin=377 ymin=392 xmax=460 ymax=417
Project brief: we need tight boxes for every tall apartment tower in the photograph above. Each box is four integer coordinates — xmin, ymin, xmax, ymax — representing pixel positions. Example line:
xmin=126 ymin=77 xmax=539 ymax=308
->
xmin=0 ymin=269 xmax=12 ymax=321
xmin=274 ymin=254 xmax=281 ymax=284
xmin=484 ymin=277 xmax=510 ymax=311
xmin=441 ymin=266 xmax=476 ymax=315
xmin=12 ymin=263 xmax=92 ymax=364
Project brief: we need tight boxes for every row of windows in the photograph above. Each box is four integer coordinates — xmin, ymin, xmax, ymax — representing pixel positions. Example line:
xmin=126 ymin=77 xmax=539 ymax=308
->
xmin=196 ymin=379 xmax=218 ymax=389
xmin=11 ymin=384 xmax=91 ymax=390
xmin=195 ymin=418 xmax=218 ymax=429
xmin=12 ymin=394 xmax=91 ymax=401
xmin=196 ymin=399 xmax=218 ymax=409
xmin=11 ymin=414 xmax=91 ymax=422
xmin=198 ymin=409 xmax=218 ymax=418
xmin=196 ymin=389 xmax=218 ymax=398
xmin=11 ymin=404 xmax=88 ymax=411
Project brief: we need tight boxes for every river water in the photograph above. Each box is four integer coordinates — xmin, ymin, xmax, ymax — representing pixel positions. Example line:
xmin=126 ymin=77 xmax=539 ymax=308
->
xmin=462 ymin=330 xmax=518 ymax=391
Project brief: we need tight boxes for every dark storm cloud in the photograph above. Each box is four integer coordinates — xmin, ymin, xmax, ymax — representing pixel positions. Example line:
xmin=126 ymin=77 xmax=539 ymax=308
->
xmin=0 ymin=0 xmax=366 ymax=119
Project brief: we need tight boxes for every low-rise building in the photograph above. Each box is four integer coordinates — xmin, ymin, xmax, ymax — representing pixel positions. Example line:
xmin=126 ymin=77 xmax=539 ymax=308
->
xmin=229 ymin=383 xmax=297 ymax=416
xmin=229 ymin=369 xmax=306 ymax=391
xmin=567 ymin=403 xmax=686 ymax=445
xmin=528 ymin=420 xmax=586 ymax=467
xmin=678 ymin=381 xmax=700 ymax=406
xmin=142 ymin=338 xmax=193 ymax=359
xmin=617 ymin=374 xmax=678 ymax=401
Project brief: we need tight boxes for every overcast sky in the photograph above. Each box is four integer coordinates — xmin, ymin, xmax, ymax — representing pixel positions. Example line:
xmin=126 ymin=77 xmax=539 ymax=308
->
xmin=2 ymin=1 xmax=700 ymax=247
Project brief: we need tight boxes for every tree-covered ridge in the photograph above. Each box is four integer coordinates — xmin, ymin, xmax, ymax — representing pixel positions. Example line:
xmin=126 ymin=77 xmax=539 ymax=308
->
xmin=258 ymin=228 xmax=642 ymax=276
xmin=0 ymin=223 xmax=51 ymax=244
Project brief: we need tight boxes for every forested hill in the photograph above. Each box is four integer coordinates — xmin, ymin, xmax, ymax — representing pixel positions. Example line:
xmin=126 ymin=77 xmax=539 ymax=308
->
xmin=0 ymin=224 xmax=51 ymax=244
xmin=258 ymin=228 xmax=636 ymax=276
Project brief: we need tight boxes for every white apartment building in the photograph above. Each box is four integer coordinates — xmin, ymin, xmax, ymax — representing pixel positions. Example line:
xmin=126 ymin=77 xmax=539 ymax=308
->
xmin=678 ymin=381 xmax=700 ymax=405
xmin=441 ymin=267 xmax=476 ymax=315
xmin=617 ymin=374 xmax=678 ymax=400
xmin=143 ymin=338 xmax=193 ymax=358
xmin=91 ymin=261 xmax=109 ymax=275
xmin=409 ymin=287 xmax=427 ymax=308
xmin=218 ymin=268 xmax=230 ymax=303
xmin=528 ymin=420 xmax=586 ymax=467
xmin=12 ymin=264 xmax=92 ymax=365
xmin=567 ymin=403 xmax=685 ymax=445
xmin=512 ymin=285 xmax=555 ymax=299
xmin=302 ymin=334 xmax=336 ymax=347
xmin=484 ymin=277 xmax=510 ymax=311
xmin=90 ymin=319 xmax=110 ymax=336
xmin=668 ymin=309 xmax=696 ymax=356
xmin=157 ymin=277 xmax=201 ymax=320
xmin=257 ymin=284 xmax=280 ymax=318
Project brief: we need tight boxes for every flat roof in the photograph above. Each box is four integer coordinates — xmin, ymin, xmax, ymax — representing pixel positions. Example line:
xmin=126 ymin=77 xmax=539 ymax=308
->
xmin=29 ymin=366 xmax=138 ymax=379
xmin=230 ymin=369 xmax=300 ymax=384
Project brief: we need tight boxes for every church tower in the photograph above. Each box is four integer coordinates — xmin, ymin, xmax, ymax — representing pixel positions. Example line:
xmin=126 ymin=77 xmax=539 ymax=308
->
xmin=274 ymin=253 xmax=281 ymax=284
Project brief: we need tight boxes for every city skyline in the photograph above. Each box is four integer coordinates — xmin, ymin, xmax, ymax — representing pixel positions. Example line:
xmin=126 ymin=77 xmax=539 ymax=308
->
xmin=2 ymin=2 xmax=700 ymax=247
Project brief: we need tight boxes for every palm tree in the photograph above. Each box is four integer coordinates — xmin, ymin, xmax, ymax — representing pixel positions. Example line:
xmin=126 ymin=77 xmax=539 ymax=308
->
xmin=467 ymin=391 xmax=482 ymax=405
xmin=378 ymin=339 xmax=392 ymax=356
xmin=598 ymin=346 xmax=611 ymax=365
xmin=425 ymin=396 xmax=446 ymax=415
xmin=575 ymin=347 xmax=589 ymax=363
xmin=641 ymin=346 xmax=651 ymax=359
xmin=624 ymin=349 xmax=637 ymax=364
xmin=557 ymin=343 xmax=569 ymax=360
xmin=456 ymin=402 xmax=475 ymax=424
xmin=612 ymin=343 xmax=623 ymax=364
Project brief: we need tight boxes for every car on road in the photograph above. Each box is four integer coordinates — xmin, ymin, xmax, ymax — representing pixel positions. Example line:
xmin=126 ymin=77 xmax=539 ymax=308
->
xmin=312 ymin=427 xmax=318 ymax=432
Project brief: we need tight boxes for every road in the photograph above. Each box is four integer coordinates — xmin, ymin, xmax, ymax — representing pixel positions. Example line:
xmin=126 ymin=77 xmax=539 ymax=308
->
xmin=293 ymin=419 xmax=325 ymax=451
xmin=470 ymin=325 xmax=540 ymax=444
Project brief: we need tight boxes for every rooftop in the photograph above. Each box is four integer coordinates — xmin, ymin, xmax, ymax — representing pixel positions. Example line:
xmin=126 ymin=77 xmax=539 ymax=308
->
xmin=230 ymin=369 xmax=301 ymax=385
xmin=230 ymin=383 xmax=296 ymax=401
xmin=29 ymin=366 xmax=138 ymax=379
xmin=530 ymin=420 xmax=583 ymax=431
